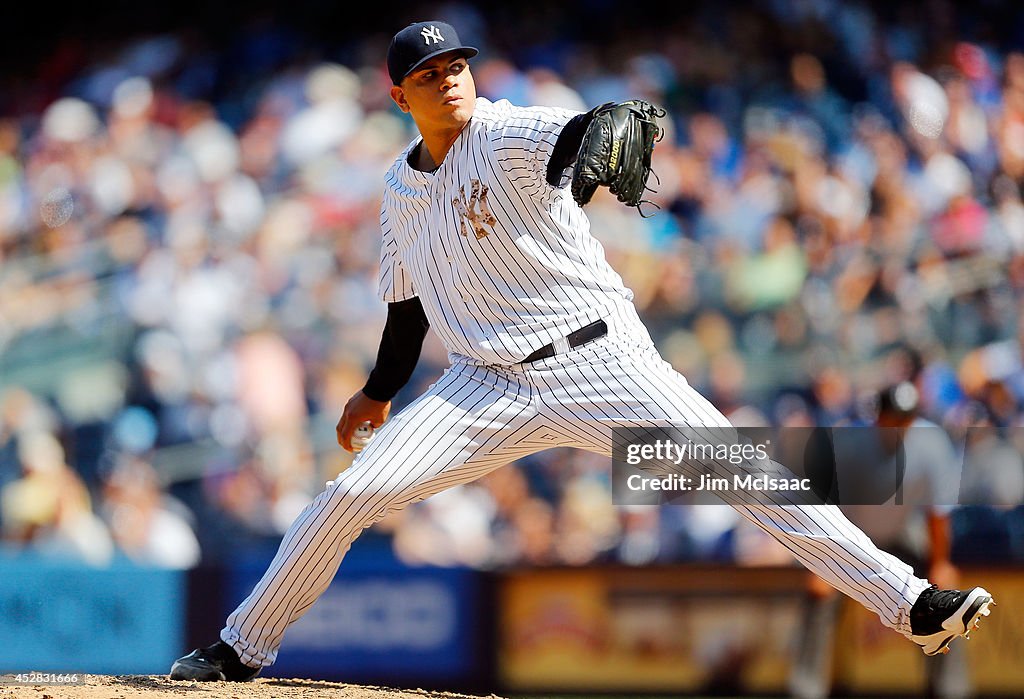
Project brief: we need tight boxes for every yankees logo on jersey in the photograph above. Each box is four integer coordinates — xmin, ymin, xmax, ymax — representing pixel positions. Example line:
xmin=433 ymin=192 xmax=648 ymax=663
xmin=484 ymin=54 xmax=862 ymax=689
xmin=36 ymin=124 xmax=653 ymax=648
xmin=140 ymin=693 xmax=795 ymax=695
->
xmin=452 ymin=179 xmax=496 ymax=239
xmin=380 ymin=97 xmax=633 ymax=365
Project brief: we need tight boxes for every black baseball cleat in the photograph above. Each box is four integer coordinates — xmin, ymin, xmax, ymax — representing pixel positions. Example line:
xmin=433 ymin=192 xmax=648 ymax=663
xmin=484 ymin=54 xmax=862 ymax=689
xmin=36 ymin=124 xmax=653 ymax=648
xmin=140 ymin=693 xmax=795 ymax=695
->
xmin=909 ymin=585 xmax=995 ymax=656
xmin=169 ymin=641 xmax=260 ymax=681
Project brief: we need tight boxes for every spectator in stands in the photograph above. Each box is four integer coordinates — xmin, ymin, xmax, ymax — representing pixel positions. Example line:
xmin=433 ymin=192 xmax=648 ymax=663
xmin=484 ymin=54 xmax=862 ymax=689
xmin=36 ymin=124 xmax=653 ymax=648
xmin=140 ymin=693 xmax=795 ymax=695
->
xmin=100 ymin=455 xmax=201 ymax=569
xmin=0 ymin=430 xmax=114 ymax=566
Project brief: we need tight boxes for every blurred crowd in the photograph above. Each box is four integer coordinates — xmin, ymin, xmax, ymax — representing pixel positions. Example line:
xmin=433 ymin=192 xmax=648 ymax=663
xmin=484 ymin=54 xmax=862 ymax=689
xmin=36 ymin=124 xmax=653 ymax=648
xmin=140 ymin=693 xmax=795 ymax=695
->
xmin=2 ymin=0 xmax=1024 ymax=569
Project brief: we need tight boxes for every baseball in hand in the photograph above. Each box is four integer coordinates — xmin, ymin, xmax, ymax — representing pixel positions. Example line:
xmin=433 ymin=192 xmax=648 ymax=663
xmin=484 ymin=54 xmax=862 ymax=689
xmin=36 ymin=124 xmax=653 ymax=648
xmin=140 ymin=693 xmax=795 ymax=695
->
xmin=352 ymin=422 xmax=375 ymax=452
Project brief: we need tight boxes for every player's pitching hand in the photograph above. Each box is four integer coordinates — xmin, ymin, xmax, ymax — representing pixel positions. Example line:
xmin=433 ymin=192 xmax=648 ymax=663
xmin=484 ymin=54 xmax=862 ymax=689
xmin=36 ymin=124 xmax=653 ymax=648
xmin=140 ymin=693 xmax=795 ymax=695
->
xmin=337 ymin=392 xmax=391 ymax=453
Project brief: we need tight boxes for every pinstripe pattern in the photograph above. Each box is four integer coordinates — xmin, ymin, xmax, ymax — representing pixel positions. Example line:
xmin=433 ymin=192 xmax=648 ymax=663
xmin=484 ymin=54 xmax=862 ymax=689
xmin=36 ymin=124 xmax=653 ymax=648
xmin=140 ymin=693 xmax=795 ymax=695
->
xmin=221 ymin=302 xmax=929 ymax=666
xmin=378 ymin=97 xmax=632 ymax=365
xmin=223 ymin=360 xmax=545 ymax=666
xmin=219 ymin=97 xmax=931 ymax=669
xmin=526 ymin=306 xmax=929 ymax=632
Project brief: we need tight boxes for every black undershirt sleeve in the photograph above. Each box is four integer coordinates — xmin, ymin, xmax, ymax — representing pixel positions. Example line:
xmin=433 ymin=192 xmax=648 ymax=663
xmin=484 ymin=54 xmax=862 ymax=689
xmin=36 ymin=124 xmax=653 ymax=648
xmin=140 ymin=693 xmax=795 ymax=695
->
xmin=361 ymin=297 xmax=430 ymax=402
xmin=364 ymin=108 xmax=599 ymax=402
xmin=545 ymin=106 xmax=600 ymax=187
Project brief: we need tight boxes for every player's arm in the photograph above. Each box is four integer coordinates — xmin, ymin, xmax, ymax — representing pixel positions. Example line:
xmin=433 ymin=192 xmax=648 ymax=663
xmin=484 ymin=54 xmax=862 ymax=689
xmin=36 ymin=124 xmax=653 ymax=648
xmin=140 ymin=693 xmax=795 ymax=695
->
xmin=336 ymin=297 xmax=429 ymax=451
xmin=490 ymin=102 xmax=585 ymax=192
xmin=497 ymin=100 xmax=663 ymax=209
xmin=545 ymin=106 xmax=601 ymax=186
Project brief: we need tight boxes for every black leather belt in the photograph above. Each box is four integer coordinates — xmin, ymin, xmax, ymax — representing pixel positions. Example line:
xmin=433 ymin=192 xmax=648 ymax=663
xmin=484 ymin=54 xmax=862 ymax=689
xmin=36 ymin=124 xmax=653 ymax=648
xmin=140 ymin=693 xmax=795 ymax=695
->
xmin=522 ymin=320 xmax=608 ymax=363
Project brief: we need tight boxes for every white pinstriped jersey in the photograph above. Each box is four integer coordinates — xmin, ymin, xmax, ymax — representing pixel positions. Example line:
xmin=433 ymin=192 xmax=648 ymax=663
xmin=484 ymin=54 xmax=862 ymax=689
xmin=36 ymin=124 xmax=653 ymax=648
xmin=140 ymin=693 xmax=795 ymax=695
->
xmin=221 ymin=99 xmax=941 ymax=671
xmin=379 ymin=97 xmax=635 ymax=365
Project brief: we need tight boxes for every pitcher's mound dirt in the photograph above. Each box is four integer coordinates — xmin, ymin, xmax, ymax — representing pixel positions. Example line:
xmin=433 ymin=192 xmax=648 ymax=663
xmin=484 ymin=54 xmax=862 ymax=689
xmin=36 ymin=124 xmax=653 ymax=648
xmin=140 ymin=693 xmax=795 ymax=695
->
xmin=1 ymin=675 xmax=504 ymax=699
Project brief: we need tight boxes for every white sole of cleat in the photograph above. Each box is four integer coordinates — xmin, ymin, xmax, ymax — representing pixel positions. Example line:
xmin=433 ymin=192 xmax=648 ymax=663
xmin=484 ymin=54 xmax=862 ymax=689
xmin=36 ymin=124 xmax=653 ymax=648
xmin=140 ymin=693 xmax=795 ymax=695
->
xmin=913 ymin=587 xmax=995 ymax=656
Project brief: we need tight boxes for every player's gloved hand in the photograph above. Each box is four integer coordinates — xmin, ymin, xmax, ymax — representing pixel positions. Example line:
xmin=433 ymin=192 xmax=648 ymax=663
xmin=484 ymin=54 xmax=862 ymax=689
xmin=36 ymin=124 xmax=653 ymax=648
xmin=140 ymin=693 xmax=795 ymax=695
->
xmin=336 ymin=391 xmax=391 ymax=453
xmin=571 ymin=100 xmax=665 ymax=214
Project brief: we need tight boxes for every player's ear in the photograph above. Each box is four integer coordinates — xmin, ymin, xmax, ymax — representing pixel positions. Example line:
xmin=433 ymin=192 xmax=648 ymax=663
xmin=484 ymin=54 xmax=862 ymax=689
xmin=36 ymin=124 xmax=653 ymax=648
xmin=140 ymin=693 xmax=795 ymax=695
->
xmin=390 ymin=85 xmax=410 ymax=113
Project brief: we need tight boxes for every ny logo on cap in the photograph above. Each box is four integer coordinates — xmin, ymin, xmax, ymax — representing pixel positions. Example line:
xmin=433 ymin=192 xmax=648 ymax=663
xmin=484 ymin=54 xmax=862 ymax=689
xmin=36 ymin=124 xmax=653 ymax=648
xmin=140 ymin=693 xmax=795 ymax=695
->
xmin=421 ymin=25 xmax=445 ymax=45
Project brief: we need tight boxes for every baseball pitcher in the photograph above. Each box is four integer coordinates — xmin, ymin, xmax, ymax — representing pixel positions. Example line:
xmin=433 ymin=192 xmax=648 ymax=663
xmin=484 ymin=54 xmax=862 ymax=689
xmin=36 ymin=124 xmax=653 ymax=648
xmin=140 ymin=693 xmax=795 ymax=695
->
xmin=170 ymin=21 xmax=994 ymax=682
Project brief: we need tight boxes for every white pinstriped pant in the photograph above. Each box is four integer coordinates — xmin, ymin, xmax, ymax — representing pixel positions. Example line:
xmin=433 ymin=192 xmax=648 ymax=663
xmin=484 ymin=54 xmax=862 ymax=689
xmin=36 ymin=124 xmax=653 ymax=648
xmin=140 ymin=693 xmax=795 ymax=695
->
xmin=221 ymin=303 xmax=930 ymax=667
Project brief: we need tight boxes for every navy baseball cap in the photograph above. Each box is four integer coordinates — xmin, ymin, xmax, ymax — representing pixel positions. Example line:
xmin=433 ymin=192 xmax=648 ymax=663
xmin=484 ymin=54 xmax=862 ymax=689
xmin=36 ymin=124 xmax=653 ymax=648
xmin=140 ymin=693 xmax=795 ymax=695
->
xmin=387 ymin=21 xmax=478 ymax=85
